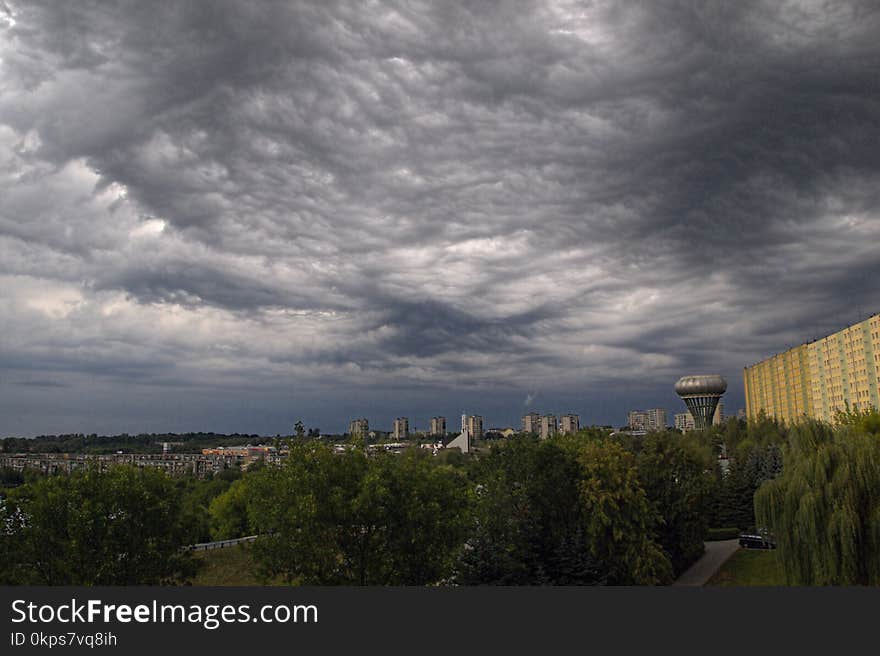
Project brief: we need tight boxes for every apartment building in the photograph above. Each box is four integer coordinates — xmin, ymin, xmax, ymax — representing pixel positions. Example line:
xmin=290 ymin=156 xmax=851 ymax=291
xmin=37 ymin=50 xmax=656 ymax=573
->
xmin=627 ymin=408 xmax=667 ymax=432
xmin=349 ymin=418 xmax=369 ymax=438
xmin=521 ymin=412 xmax=541 ymax=435
xmin=539 ymin=414 xmax=557 ymax=440
xmin=559 ymin=414 xmax=580 ymax=435
xmin=430 ymin=416 xmax=446 ymax=437
xmin=466 ymin=415 xmax=484 ymax=440
xmin=392 ymin=417 xmax=409 ymax=440
xmin=744 ymin=312 xmax=880 ymax=423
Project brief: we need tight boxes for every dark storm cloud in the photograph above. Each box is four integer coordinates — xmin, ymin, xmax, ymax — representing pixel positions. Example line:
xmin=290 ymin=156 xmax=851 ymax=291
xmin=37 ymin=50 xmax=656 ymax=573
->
xmin=375 ymin=298 xmax=557 ymax=359
xmin=13 ymin=380 xmax=68 ymax=388
xmin=2 ymin=1 xmax=880 ymax=433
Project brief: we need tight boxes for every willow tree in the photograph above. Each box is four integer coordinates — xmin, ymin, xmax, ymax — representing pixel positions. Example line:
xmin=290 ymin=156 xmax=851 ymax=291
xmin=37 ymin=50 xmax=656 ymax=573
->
xmin=754 ymin=420 xmax=880 ymax=585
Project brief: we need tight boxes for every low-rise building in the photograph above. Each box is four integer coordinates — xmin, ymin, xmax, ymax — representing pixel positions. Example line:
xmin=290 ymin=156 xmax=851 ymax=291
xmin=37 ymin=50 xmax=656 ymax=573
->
xmin=0 ymin=451 xmax=261 ymax=479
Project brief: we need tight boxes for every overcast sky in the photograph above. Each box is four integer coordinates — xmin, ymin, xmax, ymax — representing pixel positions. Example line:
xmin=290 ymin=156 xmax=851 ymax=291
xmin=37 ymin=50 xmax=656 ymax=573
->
xmin=2 ymin=1 xmax=880 ymax=436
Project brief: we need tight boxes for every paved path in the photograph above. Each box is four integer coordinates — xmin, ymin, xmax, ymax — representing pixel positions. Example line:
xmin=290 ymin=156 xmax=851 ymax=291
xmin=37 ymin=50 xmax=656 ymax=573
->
xmin=672 ymin=539 xmax=740 ymax=586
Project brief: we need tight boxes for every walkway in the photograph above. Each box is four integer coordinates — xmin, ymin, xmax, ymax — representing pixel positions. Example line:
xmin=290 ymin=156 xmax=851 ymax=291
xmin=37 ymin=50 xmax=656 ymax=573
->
xmin=672 ymin=539 xmax=740 ymax=586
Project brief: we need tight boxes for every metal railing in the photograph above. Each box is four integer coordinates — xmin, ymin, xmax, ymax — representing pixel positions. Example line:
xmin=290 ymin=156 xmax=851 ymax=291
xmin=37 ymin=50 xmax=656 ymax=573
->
xmin=187 ymin=535 xmax=259 ymax=552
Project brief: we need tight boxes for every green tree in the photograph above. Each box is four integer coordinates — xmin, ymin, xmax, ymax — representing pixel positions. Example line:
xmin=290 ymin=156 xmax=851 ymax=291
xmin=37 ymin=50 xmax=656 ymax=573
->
xmin=457 ymin=436 xmax=605 ymax=585
xmin=177 ymin=475 xmax=236 ymax=544
xmin=246 ymin=443 xmax=470 ymax=585
xmin=633 ymin=432 xmax=715 ymax=576
xmin=209 ymin=477 xmax=252 ymax=540
xmin=458 ymin=435 xmax=671 ymax=585
xmin=755 ymin=420 xmax=880 ymax=585
xmin=720 ymin=441 xmax=782 ymax=529
xmin=0 ymin=466 xmax=195 ymax=585
xmin=834 ymin=406 xmax=880 ymax=436
xmin=0 ymin=467 xmax=25 ymax=487
xmin=577 ymin=440 xmax=672 ymax=584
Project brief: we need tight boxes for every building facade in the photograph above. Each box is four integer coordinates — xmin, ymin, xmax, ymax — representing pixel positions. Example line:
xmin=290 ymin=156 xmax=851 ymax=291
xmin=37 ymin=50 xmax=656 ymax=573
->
xmin=627 ymin=408 xmax=667 ymax=432
xmin=539 ymin=414 xmax=557 ymax=440
xmin=0 ymin=451 xmax=275 ymax=480
xmin=392 ymin=417 xmax=409 ymax=440
xmin=559 ymin=414 xmax=580 ymax=435
xmin=744 ymin=312 xmax=880 ymax=423
xmin=430 ymin=416 xmax=446 ymax=437
xmin=463 ymin=415 xmax=483 ymax=440
xmin=521 ymin=412 xmax=541 ymax=435
xmin=743 ymin=344 xmax=812 ymax=424
xmin=349 ymin=418 xmax=369 ymax=438
xmin=674 ymin=412 xmax=695 ymax=432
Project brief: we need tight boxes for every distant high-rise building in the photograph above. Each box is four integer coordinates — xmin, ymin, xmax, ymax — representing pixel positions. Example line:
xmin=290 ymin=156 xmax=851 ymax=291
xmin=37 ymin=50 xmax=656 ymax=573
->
xmin=559 ymin=414 xmax=580 ymax=435
xmin=349 ymin=418 xmax=369 ymax=438
xmin=521 ymin=412 xmax=541 ymax=435
xmin=539 ymin=414 xmax=558 ymax=440
xmin=627 ymin=410 xmax=642 ymax=430
xmin=647 ymin=407 xmax=667 ymax=431
xmin=674 ymin=412 xmax=695 ymax=432
xmin=461 ymin=414 xmax=468 ymax=434
xmin=737 ymin=408 xmax=747 ymax=421
xmin=627 ymin=408 xmax=667 ymax=432
xmin=392 ymin=417 xmax=409 ymax=440
xmin=466 ymin=415 xmax=483 ymax=440
xmin=430 ymin=416 xmax=446 ymax=437
xmin=744 ymin=312 xmax=880 ymax=424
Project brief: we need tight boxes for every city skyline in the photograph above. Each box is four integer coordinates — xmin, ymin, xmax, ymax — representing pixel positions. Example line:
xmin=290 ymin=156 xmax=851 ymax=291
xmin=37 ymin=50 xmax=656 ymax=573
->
xmin=2 ymin=2 xmax=880 ymax=436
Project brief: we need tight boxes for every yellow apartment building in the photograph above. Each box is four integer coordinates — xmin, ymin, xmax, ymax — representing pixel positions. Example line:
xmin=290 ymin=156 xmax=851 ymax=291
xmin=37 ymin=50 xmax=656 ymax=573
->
xmin=744 ymin=312 xmax=880 ymax=423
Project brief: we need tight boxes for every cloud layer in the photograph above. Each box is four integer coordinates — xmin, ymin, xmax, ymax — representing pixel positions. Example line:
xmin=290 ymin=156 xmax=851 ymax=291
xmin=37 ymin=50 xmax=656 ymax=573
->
xmin=2 ymin=1 xmax=880 ymax=434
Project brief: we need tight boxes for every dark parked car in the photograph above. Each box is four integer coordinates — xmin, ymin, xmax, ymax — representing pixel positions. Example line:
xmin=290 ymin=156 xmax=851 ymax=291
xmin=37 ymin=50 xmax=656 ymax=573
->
xmin=739 ymin=529 xmax=776 ymax=549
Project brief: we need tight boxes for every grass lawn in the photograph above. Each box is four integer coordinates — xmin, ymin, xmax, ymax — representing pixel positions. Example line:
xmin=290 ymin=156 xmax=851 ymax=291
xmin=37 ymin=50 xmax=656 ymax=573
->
xmin=189 ymin=544 xmax=285 ymax=586
xmin=706 ymin=548 xmax=787 ymax=586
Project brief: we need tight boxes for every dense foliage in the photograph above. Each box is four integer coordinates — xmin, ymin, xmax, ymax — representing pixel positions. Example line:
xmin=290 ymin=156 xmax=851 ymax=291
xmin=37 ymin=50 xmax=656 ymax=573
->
xmin=628 ymin=433 xmax=716 ymax=575
xmin=243 ymin=443 xmax=471 ymax=585
xmin=456 ymin=435 xmax=610 ymax=585
xmin=704 ymin=416 xmax=786 ymax=530
xmin=428 ymin=431 xmax=711 ymax=584
xmin=0 ymin=466 xmax=195 ymax=584
xmin=755 ymin=416 xmax=880 ymax=585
